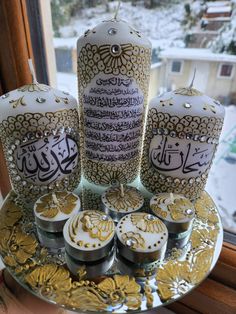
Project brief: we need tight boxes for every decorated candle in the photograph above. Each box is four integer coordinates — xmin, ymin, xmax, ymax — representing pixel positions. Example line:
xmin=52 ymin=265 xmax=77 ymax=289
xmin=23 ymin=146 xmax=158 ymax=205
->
xmin=101 ymin=184 xmax=144 ymax=221
xmin=77 ymin=10 xmax=152 ymax=185
xmin=63 ymin=210 xmax=115 ymax=262
xmin=150 ymin=193 xmax=195 ymax=234
xmin=0 ymin=60 xmax=81 ymax=201
xmin=34 ymin=191 xmax=81 ymax=233
xmin=116 ymin=212 xmax=168 ymax=263
xmin=140 ymin=85 xmax=225 ymax=200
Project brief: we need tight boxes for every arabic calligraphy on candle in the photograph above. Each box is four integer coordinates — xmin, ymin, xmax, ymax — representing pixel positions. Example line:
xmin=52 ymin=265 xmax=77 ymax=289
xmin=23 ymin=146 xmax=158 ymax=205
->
xmin=149 ymin=136 xmax=215 ymax=177
xmin=15 ymin=134 xmax=79 ymax=185
xmin=83 ymin=76 xmax=144 ymax=163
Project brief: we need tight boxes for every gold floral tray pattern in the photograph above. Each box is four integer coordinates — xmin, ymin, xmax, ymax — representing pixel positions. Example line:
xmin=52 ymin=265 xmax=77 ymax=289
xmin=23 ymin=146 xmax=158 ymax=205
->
xmin=0 ymin=190 xmax=222 ymax=313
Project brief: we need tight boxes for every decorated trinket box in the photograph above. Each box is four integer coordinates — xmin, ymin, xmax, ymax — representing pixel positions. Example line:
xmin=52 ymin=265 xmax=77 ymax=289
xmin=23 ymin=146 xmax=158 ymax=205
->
xmin=150 ymin=193 xmax=195 ymax=235
xmin=101 ymin=184 xmax=144 ymax=221
xmin=116 ymin=212 xmax=168 ymax=263
xmin=63 ymin=210 xmax=115 ymax=262
xmin=34 ymin=191 xmax=81 ymax=233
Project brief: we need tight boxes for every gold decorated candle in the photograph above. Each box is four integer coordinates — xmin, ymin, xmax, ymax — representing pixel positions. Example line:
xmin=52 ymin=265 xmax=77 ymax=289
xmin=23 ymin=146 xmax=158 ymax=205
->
xmin=150 ymin=193 xmax=195 ymax=234
xmin=63 ymin=210 xmax=115 ymax=262
xmin=34 ymin=191 xmax=81 ymax=233
xmin=116 ymin=212 xmax=168 ymax=263
xmin=0 ymin=60 xmax=81 ymax=201
xmin=77 ymin=9 xmax=152 ymax=186
xmin=101 ymin=184 xmax=144 ymax=221
xmin=140 ymin=83 xmax=225 ymax=200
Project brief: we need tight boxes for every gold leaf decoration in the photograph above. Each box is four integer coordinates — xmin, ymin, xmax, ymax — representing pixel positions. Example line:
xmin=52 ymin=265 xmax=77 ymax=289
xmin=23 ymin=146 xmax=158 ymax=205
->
xmin=0 ymin=227 xmax=37 ymax=266
xmin=144 ymin=282 xmax=154 ymax=308
xmin=174 ymin=87 xmax=203 ymax=96
xmin=190 ymin=228 xmax=218 ymax=249
xmin=168 ymin=198 xmax=194 ymax=221
xmin=0 ymin=200 xmax=22 ymax=230
xmin=189 ymin=248 xmax=214 ymax=285
xmin=105 ymin=186 xmax=143 ymax=212
xmin=150 ymin=204 xmax=168 ymax=219
xmin=18 ymin=83 xmax=50 ymax=92
xmin=25 ymin=264 xmax=72 ymax=295
xmin=195 ymin=192 xmax=219 ymax=225
xmin=35 ymin=192 xmax=78 ymax=219
xmin=80 ymin=211 xmax=114 ymax=241
xmin=131 ymin=213 xmax=166 ymax=233
xmin=98 ymin=275 xmax=142 ymax=310
xmin=121 ymin=231 xmax=145 ymax=249
xmin=9 ymin=96 xmax=26 ymax=109
xmin=156 ymin=261 xmax=192 ymax=300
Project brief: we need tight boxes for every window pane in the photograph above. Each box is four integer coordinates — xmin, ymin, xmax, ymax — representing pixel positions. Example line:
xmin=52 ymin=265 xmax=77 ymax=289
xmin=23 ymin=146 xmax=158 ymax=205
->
xmin=40 ymin=0 xmax=236 ymax=238
xmin=220 ymin=64 xmax=233 ymax=77
xmin=171 ymin=61 xmax=182 ymax=72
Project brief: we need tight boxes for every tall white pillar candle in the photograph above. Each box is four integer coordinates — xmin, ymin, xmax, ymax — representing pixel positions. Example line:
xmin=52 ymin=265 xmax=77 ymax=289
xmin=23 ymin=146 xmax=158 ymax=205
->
xmin=77 ymin=15 xmax=152 ymax=185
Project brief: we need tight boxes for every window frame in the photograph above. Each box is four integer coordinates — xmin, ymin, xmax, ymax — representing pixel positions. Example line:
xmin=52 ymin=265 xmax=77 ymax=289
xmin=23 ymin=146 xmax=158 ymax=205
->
xmin=217 ymin=63 xmax=235 ymax=79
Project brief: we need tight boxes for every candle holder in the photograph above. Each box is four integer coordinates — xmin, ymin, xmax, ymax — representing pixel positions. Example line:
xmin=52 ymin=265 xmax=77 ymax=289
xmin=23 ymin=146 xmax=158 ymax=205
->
xmin=101 ymin=184 xmax=144 ymax=222
xmin=0 ymin=61 xmax=81 ymax=201
xmin=63 ymin=210 xmax=115 ymax=262
xmin=34 ymin=191 xmax=81 ymax=233
xmin=140 ymin=84 xmax=225 ymax=199
xmin=77 ymin=17 xmax=151 ymax=186
xmin=150 ymin=193 xmax=195 ymax=235
xmin=116 ymin=212 xmax=168 ymax=263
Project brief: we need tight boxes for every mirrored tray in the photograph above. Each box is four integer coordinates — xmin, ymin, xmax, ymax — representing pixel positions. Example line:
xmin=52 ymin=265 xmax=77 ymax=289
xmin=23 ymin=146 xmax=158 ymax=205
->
xmin=0 ymin=179 xmax=223 ymax=313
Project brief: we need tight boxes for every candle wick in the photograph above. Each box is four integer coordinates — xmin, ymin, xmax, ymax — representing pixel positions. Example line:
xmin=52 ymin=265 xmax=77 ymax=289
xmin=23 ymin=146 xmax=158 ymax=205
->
xmin=28 ymin=59 xmax=38 ymax=84
xmin=114 ymin=0 xmax=121 ymax=20
xmin=52 ymin=192 xmax=59 ymax=205
xmin=170 ymin=193 xmax=174 ymax=204
xmin=120 ymin=184 xmax=125 ymax=198
xmin=189 ymin=68 xmax=196 ymax=89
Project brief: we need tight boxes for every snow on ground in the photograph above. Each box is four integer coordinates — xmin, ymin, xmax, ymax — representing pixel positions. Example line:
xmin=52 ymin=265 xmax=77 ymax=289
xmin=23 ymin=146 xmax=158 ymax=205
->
xmin=58 ymin=1 xmax=187 ymax=50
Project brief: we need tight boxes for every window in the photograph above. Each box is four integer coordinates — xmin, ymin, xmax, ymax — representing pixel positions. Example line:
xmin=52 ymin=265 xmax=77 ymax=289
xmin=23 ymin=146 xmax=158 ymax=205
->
xmin=171 ymin=60 xmax=183 ymax=73
xmin=219 ymin=64 xmax=234 ymax=78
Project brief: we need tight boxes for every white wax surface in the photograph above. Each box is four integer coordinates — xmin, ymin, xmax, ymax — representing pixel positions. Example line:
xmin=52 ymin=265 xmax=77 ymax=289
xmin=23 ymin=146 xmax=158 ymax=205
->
xmin=116 ymin=212 xmax=168 ymax=253
xmin=63 ymin=210 xmax=115 ymax=251
xmin=34 ymin=192 xmax=81 ymax=222
xmin=150 ymin=193 xmax=195 ymax=223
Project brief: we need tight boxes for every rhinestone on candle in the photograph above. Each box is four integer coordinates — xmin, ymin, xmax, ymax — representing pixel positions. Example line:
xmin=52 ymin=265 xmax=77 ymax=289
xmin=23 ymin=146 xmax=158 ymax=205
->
xmin=183 ymin=102 xmax=191 ymax=109
xmin=200 ymin=136 xmax=206 ymax=142
xmin=36 ymin=97 xmax=46 ymax=103
xmin=170 ymin=131 xmax=176 ymax=138
xmin=108 ymin=28 xmax=117 ymax=35
xmin=126 ymin=239 xmax=136 ymax=247
xmin=111 ymin=44 xmax=121 ymax=55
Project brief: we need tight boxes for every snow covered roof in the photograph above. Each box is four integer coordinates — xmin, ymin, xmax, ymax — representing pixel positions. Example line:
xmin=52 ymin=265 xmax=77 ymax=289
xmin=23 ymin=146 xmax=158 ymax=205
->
xmin=207 ymin=1 xmax=231 ymax=7
xmin=207 ymin=6 xmax=232 ymax=14
xmin=160 ymin=48 xmax=236 ymax=63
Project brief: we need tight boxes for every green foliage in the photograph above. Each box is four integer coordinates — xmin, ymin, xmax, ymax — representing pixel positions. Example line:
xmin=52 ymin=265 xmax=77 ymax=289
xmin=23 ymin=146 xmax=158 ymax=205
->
xmin=51 ymin=0 xmax=83 ymax=36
